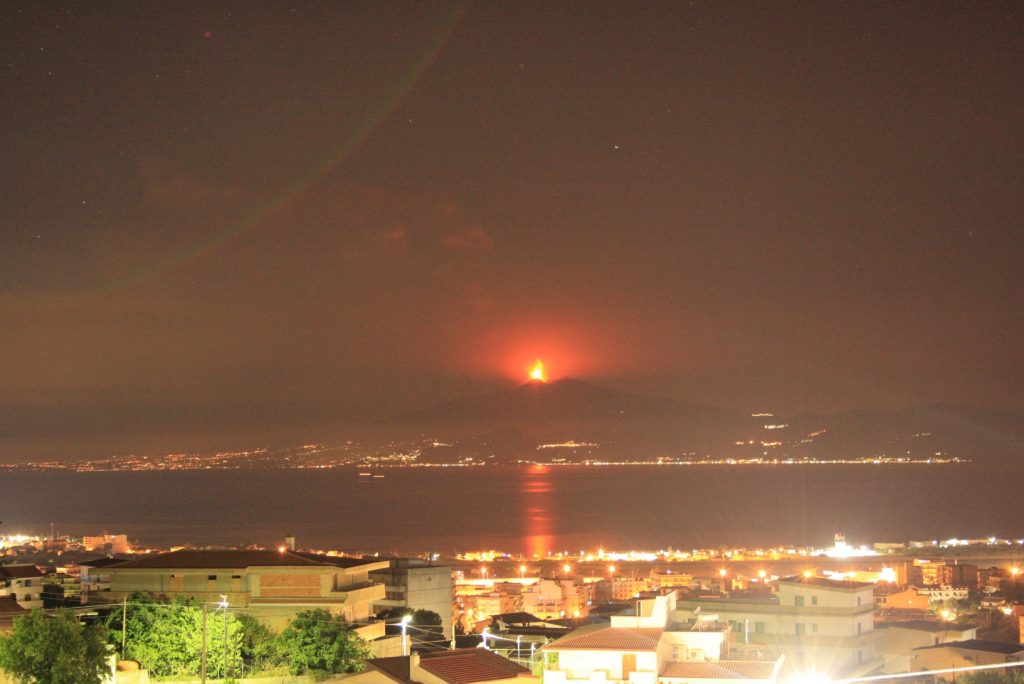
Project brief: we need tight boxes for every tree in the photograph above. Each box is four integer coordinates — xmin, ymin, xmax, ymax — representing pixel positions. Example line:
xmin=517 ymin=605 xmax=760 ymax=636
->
xmin=104 ymin=593 xmax=241 ymax=679
xmin=276 ymin=609 xmax=370 ymax=676
xmin=237 ymin=613 xmax=280 ymax=673
xmin=0 ymin=609 xmax=109 ymax=684
xmin=958 ymin=672 xmax=1024 ymax=684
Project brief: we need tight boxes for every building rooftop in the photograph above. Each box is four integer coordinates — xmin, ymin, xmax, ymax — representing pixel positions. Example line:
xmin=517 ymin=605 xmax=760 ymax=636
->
xmin=368 ymin=655 xmax=413 ymax=683
xmin=779 ymin=576 xmax=874 ymax=590
xmin=79 ymin=557 xmax=129 ymax=568
xmin=0 ymin=596 xmax=29 ymax=615
xmin=492 ymin=612 xmax=544 ymax=624
xmin=661 ymin=661 xmax=779 ymax=680
xmin=914 ymin=640 xmax=1024 ymax=655
xmin=107 ymin=549 xmax=327 ymax=569
xmin=543 ymin=625 xmax=664 ymax=652
xmin=878 ymin=620 xmax=975 ymax=633
xmin=368 ymin=650 xmax=531 ymax=684
xmin=292 ymin=552 xmax=387 ymax=569
xmin=0 ymin=565 xmax=44 ymax=579
xmin=419 ymin=649 xmax=532 ymax=684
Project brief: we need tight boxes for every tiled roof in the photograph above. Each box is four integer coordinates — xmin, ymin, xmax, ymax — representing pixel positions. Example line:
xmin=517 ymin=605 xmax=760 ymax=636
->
xmin=661 ymin=661 xmax=778 ymax=680
xmin=0 ymin=565 xmax=43 ymax=579
xmin=779 ymin=576 xmax=872 ymax=590
xmin=419 ymin=649 xmax=531 ymax=683
xmin=292 ymin=552 xmax=387 ymax=569
xmin=107 ymin=549 xmax=326 ymax=569
xmin=543 ymin=626 xmax=663 ymax=651
xmin=0 ymin=597 xmax=29 ymax=615
xmin=915 ymin=639 xmax=1024 ymax=655
xmin=79 ymin=557 xmax=128 ymax=568
xmin=368 ymin=656 xmax=412 ymax=683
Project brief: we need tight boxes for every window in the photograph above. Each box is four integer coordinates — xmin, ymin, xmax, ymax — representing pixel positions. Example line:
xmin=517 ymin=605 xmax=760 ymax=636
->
xmin=857 ymin=622 xmax=862 ymax=634
xmin=794 ymin=596 xmax=805 ymax=607
xmin=857 ymin=597 xmax=862 ymax=606
xmin=811 ymin=596 xmax=818 ymax=605
xmin=755 ymin=622 xmax=766 ymax=633
xmin=796 ymin=623 xmax=806 ymax=635
xmin=812 ymin=624 xmax=818 ymax=633
xmin=208 ymin=575 xmax=217 ymax=581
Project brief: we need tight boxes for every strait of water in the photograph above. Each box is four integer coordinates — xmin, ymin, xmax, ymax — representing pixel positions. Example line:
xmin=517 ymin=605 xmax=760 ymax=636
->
xmin=0 ymin=464 xmax=1020 ymax=554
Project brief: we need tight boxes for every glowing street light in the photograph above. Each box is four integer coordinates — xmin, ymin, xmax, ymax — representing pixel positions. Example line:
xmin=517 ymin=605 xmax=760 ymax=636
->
xmin=520 ymin=564 xmax=527 ymax=578
xmin=608 ymin=564 xmax=616 ymax=576
xmin=562 ymin=563 xmax=572 ymax=575
xmin=758 ymin=569 xmax=767 ymax=579
xmin=400 ymin=614 xmax=412 ymax=656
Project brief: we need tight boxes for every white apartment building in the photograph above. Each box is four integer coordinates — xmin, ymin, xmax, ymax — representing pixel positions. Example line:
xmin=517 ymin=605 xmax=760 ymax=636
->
xmin=675 ymin=576 xmax=881 ymax=679
xmin=0 ymin=565 xmax=44 ymax=610
xmin=543 ymin=591 xmax=784 ymax=684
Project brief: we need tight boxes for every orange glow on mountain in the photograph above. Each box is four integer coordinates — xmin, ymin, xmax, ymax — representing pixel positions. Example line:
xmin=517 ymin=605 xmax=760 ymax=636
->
xmin=528 ymin=359 xmax=547 ymax=383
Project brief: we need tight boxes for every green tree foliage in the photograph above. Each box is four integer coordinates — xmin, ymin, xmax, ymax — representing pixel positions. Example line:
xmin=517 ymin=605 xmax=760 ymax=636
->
xmin=105 ymin=593 xmax=241 ymax=679
xmin=957 ymin=671 xmax=1024 ymax=684
xmin=236 ymin=613 xmax=279 ymax=673
xmin=0 ymin=609 xmax=109 ymax=684
xmin=276 ymin=609 xmax=370 ymax=676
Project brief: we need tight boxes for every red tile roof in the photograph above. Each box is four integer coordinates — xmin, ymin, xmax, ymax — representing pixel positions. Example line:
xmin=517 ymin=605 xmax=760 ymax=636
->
xmin=543 ymin=626 xmax=664 ymax=651
xmin=107 ymin=549 xmax=326 ymax=569
xmin=419 ymin=649 xmax=532 ymax=684
xmin=0 ymin=565 xmax=43 ymax=579
xmin=661 ymin=661 xmax=778 ymax=680
xmin=0 ymin=597 xmax=29 ymax=615
xmin=368 ymin=655 xmax=412 ymax=683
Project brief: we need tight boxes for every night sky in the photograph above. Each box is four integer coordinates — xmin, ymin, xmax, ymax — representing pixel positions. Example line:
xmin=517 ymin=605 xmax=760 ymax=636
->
xmin=2 ymin=2 xmax=1022 ymax=461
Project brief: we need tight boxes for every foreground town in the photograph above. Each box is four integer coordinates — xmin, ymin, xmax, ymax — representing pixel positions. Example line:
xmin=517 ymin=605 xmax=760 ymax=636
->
xmin=1 ymin=533 xmax=1022 ymax=684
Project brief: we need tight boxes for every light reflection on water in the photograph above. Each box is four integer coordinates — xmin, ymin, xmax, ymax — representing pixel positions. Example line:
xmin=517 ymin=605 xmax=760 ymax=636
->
xmin=522 ymin=464 xmax=553 ymax=558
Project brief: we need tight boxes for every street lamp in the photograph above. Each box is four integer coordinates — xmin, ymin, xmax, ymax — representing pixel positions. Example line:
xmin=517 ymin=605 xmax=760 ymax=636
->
xmin=481 ymin=627 xmax=490 ymax=650
xmin=400 ymin=614 xmax=412 ymax=656
xmin=219 ymin=596 xmax=229 ymax=681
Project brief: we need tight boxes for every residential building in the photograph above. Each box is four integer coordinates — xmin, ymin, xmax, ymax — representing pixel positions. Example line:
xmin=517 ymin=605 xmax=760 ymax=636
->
xmin=371 ymin=559 xmax=454 ymax=639
xmin=98 ymin=549 xmax=388 ymax=634
xmin=82 ymin=534 xmax=131 ymax=555
xmin=79 ymin=557 xmax=126 ymax=599
xmin=912 ymin=640 xmax=1024 ymax=680
xmin=595 ymin=576 xmax=651 ymax=603
xmin=0 ymin=597 xmax=29 ymax=633
xmin=916 ymin=586 xmax=969 ymax=603
xmin=875 ymin=586 xmax=929 ymax=613
xmin=542 ymin=591 xmax=785 ymax=684
xmin=0 ymin=565 xmax=44 ymax=610
xmin=675 ymin=576 xmax=881 ymax=678
xmin=875 ymin=621 xmax=977 ymax=673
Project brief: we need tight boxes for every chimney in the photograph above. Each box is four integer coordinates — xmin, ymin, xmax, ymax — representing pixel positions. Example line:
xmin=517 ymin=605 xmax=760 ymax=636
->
xmin=285 ymin=534 xmax=296 ymax=552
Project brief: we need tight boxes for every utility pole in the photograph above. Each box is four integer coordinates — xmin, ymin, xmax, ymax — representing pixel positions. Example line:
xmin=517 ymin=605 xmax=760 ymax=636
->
xmin=121 ymin=596 xmax=127 ymax=656
xmin=222 ymin=604 xmax=228 ymax=681
xmin=200 ymin=602 xmax=208 ymax=684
